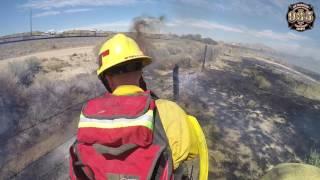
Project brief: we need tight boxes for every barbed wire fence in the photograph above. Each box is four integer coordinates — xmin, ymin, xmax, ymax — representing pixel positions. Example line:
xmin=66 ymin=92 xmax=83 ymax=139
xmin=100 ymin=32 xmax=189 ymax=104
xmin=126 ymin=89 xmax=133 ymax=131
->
xmin=2 ymin=92 xmax=105 ymax=179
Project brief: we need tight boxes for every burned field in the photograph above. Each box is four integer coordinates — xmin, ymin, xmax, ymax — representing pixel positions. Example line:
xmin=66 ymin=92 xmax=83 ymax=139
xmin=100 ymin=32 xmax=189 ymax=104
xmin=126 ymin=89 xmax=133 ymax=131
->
xmin=146 ymin=54 xmax=320 ymax=179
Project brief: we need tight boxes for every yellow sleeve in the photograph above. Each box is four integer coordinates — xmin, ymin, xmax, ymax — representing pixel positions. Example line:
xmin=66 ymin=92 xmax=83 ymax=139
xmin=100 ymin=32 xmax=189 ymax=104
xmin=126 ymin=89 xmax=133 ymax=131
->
xmin=156 ymin=99 xmax=209 ymax=180
xmin=187 ymin=115 xmax=209 ymax=180
xmin=155 ymin=99 xmax=191 ymax=169
xmin=155 ymin=99 xmax=209 ymax=180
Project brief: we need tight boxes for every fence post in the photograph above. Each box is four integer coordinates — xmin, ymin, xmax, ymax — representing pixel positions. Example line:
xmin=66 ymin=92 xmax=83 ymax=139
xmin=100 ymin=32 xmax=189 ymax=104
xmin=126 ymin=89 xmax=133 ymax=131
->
xmin=201 ymin=44 xmax=208 ymax=71
xmin=173 ymin=64 xmax=179 ymax=100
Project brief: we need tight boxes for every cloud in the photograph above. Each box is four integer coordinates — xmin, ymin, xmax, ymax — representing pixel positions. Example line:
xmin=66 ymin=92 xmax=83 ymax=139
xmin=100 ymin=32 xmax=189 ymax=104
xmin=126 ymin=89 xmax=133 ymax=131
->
xmin=64 ymin=8 xmax=92 ymax=13
xmin=190 ymin=20 xmax=244 ymax=33
xmin=175 ymin=0 xmax=288 ymax=18
xmin=23 ymin=0 xmax=139 ymax=9
xmin=65 ymin=21 xmax=131 ymax=31
xmin=33 ymin=10 xmax=60 ymax=17
xmin=168 ymin=18 xmax=309 ymax=42
xmin=169 ymin=19 xmax=244 ymax=33
xmin=33 ymin=8 xmax=92 ymax=18
xmin=269 ymin=41 xmax=320 ymax=60
xmin=270 ymin=0 xmax=290 ymax=8
xmin=253 ymin=30 xmax=308 ymax=41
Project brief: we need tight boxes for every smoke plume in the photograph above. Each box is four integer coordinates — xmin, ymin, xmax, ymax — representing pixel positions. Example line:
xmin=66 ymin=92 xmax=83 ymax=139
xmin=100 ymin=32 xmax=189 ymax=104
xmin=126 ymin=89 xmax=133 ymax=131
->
xmin=130 ymin=16 xmax=165 ymax=58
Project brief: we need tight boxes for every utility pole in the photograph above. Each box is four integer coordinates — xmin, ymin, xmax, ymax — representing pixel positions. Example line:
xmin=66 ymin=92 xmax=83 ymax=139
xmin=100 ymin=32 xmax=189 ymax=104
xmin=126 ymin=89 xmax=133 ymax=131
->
xmin=30 ymin=8 xmax=33 ymax=36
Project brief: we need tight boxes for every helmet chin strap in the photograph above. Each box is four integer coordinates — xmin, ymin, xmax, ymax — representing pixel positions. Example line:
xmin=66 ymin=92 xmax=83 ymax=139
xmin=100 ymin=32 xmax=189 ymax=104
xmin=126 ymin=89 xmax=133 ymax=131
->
xmin=99 ymin=75 xmax=113 ymax=93
xmin=139 ymin=77 xmax=147 ymax=91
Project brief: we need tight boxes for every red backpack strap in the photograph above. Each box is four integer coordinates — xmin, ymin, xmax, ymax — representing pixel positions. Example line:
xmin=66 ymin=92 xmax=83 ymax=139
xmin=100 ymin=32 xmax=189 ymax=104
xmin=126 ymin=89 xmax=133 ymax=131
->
xmin=69 ymin=141 xmax=95 ymax=180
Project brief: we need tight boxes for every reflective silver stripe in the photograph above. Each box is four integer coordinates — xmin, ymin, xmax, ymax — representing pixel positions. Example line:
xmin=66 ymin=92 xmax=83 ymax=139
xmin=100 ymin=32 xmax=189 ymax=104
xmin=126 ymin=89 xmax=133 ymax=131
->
xmin=79 ymin=110 xmax=154 ymax=129
xmin=80 ymin=110 xmax=153 ymax=123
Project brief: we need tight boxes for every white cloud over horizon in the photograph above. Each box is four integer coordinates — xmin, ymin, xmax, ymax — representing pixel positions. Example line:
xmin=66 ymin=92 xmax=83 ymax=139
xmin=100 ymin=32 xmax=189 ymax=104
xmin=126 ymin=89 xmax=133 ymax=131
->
xmin=63 ymin=21 xmax=131 ymax=32
xmin=175 ymin=0 xmax=286 ymax=17
xmin=33 ymin=8 xmax=92 ymax=17
xmin=251 ymin=30 xmax=308 ymax=41
xmin=33 ymin=10 xmax=60 ymax=17
xmin=268 ymin=41 xmax=320 ymax=60
xmin=193 ymin=20 xmax=243 ymax=33
xmin=168 ymin=18 xmax=309 ymax=42
xmin=64 ymin=8 xmax=92 ymax=13
xmin=169 ymin=19 xmax=244 ymax=33
xmin=23 ymin=0 xmax=141 ymax=10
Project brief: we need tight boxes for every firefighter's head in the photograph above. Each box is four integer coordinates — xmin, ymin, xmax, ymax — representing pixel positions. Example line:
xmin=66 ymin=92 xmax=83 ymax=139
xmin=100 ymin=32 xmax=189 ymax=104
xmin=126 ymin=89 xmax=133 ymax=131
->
xmin=97 ymin=33 xmax=151 ymax=92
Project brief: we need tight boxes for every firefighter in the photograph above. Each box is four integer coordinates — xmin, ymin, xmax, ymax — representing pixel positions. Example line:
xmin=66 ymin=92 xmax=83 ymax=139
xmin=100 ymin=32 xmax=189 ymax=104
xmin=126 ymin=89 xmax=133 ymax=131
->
xmin=70 ymin=33 xmax=208 ymax=180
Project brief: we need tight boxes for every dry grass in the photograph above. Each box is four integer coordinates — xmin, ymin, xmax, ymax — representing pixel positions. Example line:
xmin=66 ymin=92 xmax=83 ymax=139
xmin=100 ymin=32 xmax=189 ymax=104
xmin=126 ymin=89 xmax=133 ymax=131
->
xmin=0 ymin=58 xmax=105 ymax=179
xmin=292 ymin=82 xmax=320 ymax=101
xmin=242 ymin=68 xmax=272 ymax=90
xmin=45 ymin=57 xmax=72 ymax=72
xmin=0 ymin=37 xmax=105 ymax=60
xmin=0 ymin=58 xmax=104 ymax=138
xmin=255 ymin=75 xmax=272 ymax=89
xmin=8 ymin=57 xmax=42 ymax=86
xmin=0 ymin=69 xmax=27 ymax=138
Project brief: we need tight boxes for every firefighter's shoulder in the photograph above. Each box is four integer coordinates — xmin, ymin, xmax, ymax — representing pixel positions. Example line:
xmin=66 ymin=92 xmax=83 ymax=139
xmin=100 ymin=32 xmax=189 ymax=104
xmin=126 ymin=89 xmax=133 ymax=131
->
xmin=155 ymin=99 xmax=191 ymax=169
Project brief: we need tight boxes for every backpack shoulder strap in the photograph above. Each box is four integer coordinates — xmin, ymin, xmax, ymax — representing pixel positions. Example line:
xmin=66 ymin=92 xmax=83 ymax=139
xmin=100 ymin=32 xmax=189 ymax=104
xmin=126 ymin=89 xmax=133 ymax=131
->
xmin=150 ymin=91 xmax=159 ymax=100
xmin=151 ymin=106 xmax=174 ymax=180
xmin=69 ymin=141 xmax=94 ymax=180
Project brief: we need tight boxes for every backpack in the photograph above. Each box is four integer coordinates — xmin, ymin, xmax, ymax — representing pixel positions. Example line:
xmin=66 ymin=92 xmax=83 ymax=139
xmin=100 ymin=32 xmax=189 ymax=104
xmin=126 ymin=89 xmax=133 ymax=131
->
xmin=69 ymin=90 xmax=174 ymax=180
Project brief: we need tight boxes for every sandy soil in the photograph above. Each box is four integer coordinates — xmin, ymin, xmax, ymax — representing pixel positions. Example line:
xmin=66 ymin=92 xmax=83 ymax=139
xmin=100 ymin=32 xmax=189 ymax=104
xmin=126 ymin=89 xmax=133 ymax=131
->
xmin=0 ymin=46 xmax=94 ymax=64
xmin=1 ymin=46 xmax=97 ymax=81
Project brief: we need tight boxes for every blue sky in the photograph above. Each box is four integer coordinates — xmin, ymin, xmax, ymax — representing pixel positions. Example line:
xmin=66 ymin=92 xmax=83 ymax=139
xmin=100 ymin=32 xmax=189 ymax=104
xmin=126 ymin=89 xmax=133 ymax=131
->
xmin=1 ymin=0 xmax=320 ymax=60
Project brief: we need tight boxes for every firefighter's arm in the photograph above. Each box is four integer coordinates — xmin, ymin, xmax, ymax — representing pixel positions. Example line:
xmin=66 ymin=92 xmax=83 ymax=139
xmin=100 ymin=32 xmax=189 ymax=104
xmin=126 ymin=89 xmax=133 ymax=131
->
xmin=155 ymin=99 xmax=191 ymax=169
xmin=155 ymin=99 xmax=209 ymax=180
xmin=186 ymin=115 xmax=209 ymax=180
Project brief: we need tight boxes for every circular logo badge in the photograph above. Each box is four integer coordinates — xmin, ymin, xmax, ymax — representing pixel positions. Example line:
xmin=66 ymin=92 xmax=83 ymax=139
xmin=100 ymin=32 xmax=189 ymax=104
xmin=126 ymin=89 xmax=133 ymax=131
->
xmin=287 ymin=2 xmax=316 ymax=32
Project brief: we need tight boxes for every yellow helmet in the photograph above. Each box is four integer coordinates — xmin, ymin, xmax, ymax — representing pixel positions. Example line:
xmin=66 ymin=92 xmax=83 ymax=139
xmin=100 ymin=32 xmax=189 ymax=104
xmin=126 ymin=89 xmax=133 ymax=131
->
xmin=97 ymin=33 xmax=152 ymax=76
